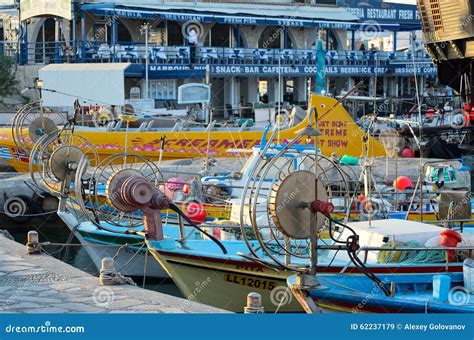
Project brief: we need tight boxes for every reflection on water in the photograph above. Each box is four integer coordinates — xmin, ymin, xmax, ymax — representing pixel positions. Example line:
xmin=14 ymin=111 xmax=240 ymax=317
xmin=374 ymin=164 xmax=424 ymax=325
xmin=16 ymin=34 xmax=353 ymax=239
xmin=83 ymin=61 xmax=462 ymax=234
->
xmin=1 ymin=215 xmax=183 ymax=298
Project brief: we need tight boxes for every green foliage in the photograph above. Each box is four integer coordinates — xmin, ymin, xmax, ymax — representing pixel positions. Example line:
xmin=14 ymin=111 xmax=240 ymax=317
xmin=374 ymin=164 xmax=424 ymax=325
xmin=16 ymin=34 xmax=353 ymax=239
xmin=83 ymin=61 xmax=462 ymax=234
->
xmin=0 ymin=55 xmax=18 ymax=98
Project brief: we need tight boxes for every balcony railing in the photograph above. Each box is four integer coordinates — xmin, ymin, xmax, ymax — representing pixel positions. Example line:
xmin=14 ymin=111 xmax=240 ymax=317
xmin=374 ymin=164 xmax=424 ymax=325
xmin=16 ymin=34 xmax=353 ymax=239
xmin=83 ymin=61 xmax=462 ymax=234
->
xmin=2 ymin=40 xmax=433 ymax=67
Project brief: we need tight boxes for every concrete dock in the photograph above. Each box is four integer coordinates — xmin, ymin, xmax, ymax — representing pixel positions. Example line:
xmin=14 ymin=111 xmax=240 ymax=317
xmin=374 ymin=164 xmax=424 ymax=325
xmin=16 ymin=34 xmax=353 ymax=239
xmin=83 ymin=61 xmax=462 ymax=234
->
xmin=0 ymin=232 xmax=228 ymax=314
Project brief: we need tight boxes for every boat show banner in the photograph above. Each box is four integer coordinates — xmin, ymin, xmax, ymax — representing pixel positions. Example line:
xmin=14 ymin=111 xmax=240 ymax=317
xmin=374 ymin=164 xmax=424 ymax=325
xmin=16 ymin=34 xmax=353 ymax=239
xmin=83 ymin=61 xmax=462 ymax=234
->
xmin=0 ymin=314 xmax=472 ymax=340
xmin=20 ymin=0 xmax=71 ymax=21
xmin=132 ymin=63 xmax=437 ymax=79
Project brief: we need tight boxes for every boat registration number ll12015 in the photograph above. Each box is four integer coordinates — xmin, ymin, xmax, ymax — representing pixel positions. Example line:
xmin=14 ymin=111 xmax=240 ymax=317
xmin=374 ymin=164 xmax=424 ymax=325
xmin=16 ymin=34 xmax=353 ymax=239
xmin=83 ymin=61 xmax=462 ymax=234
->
xmin=224 ymin=273 xmax=277 ymax=291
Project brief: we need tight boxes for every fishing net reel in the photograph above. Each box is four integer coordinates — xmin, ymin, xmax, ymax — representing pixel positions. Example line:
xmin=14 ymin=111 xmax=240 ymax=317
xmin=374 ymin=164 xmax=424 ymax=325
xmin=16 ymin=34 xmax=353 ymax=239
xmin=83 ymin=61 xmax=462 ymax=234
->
xmin=239 ymin=140 xmax=350 ymax=271
xmin=12 ymin=101 xmax=67 ymax=155
xmin=28 ymin=129 xmax=98 ymax=196
xmin=74 ymin=153 xmax=227 ymax=252
xmin=74 ymin=153 xmax=164 ymax=230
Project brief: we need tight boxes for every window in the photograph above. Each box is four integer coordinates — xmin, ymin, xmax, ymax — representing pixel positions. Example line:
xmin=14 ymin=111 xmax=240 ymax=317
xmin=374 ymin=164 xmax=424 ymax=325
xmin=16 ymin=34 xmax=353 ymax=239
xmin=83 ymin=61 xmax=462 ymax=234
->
xmin=148 ymin=80 xmax=176 ymax=100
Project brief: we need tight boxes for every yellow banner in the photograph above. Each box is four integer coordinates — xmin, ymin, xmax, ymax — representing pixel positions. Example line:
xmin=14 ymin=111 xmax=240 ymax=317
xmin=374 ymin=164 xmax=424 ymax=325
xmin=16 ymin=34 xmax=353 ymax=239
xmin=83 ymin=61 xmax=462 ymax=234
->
xmin=20 ymin=0 xmax=71 ymax=21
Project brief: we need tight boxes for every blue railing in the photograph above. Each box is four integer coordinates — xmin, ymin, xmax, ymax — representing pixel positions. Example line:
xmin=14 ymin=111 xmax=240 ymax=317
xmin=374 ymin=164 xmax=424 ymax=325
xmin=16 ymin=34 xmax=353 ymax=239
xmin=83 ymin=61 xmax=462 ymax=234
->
xmin=2 ymin=40 xmax=433 ymax=66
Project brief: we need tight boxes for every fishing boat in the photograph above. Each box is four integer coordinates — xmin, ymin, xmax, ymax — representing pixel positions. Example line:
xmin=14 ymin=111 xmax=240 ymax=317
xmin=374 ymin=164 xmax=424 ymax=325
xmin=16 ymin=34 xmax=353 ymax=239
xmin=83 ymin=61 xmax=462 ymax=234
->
xmin=1 ymin=94 xmax=387 ymax=172
xmin=144 ymin=220 xmax=472 ymax=312
xmin=288 ymin=271 xmax=473 ymax=313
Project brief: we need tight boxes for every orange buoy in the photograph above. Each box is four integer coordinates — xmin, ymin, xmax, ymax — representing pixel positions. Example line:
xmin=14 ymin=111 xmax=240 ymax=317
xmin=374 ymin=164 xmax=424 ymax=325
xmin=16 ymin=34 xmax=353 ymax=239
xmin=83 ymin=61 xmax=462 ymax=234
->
xmin=393 ymin=176 xmax=413 ymax=190
xmin=439 ymin=229 xmax=462 ymax=261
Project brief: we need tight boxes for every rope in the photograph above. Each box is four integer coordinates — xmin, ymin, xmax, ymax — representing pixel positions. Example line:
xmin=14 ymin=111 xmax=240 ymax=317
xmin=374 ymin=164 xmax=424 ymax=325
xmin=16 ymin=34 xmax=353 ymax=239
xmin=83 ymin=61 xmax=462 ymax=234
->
xmin=142 ymin=248 xmax=149 ymax=289
xmin=26 ymin=241 xmax=42 ymax=254
xmin=99 ymin=268 xmax=136 ymax=286
xmin=377 ymin=241 xmax=446 ymax=264
xmin=0 ymin=210 xmax=57 ymax=218
xmin=113 ymin=242 xmax=146 ymax=273
xmin=62 ymin=226 xmax=78 ymax=262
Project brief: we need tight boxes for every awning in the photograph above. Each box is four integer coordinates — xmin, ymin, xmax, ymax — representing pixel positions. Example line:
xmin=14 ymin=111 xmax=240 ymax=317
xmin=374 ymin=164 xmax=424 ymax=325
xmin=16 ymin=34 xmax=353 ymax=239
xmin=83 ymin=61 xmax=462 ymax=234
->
xmin=80 ymin=3 xmax=401 ymax=31
xmin=83 ymin=1 xmax=358 ymax=22
xmin=39 ymin=63 xmax=132 ymax=107
xmin=0 ymin=4 xmax=17 ymax=15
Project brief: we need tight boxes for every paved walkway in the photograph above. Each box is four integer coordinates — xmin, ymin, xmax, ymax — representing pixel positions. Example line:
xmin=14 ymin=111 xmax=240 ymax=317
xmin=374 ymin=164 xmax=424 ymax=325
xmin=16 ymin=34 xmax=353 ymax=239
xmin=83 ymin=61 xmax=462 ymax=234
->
xmin=0 ymin=234 xmax=228 ymax=313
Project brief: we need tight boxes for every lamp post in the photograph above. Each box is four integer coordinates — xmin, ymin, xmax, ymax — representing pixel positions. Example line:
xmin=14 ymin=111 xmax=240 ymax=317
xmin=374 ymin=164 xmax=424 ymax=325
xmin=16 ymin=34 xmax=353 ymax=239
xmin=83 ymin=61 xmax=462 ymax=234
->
xmin=140 ymin=23 xmax=151 ymax=100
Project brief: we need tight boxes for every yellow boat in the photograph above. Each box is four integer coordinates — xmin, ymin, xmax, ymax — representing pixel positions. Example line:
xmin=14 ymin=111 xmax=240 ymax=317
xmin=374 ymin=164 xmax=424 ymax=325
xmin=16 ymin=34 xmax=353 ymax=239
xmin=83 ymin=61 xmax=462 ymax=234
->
xmin=0 ymin=95 xmax=386 ymax=172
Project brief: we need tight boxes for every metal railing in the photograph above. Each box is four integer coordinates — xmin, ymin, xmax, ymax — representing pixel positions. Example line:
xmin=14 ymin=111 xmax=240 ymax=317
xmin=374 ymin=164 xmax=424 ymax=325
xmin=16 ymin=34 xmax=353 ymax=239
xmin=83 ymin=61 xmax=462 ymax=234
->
xmin=2 ymin=40 xmax=434 ymax=66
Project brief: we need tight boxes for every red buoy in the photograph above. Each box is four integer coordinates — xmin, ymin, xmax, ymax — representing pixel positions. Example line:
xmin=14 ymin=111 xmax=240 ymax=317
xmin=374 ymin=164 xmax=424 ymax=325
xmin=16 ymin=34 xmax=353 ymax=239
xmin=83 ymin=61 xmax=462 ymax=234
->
xmin=439 ymin=229 xmax=462 ymax=262
xmin=185 ymin=203 xmax=206 ymax=225
xmin=393 ymin=176 xmax=413 ymax=190
xmin=401 ymin=147 xmax=414 ymax=158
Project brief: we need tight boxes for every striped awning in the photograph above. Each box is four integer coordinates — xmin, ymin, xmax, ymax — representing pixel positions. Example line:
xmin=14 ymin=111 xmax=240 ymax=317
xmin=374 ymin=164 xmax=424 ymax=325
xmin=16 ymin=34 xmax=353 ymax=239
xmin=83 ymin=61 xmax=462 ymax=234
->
xmin=80 ymin=3 xmax=401 ymax=31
